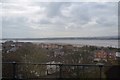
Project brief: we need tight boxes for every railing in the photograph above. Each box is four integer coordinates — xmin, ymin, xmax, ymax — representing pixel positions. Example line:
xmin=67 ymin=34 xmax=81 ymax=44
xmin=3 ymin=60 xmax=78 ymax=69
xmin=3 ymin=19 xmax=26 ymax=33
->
xmin=2 ymin=62 xmax=120 ymax=80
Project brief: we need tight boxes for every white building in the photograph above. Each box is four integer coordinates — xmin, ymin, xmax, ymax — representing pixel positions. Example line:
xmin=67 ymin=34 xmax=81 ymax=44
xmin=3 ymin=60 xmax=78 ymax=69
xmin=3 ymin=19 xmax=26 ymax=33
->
xmin=46 ymin=61 xmax=61 ymax=75
xmin=116 ymin=52 xmax=120 ymax=57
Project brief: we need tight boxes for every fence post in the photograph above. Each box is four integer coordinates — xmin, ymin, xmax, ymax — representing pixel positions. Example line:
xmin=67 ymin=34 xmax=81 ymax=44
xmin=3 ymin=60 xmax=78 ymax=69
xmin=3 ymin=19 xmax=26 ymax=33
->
xmin=99 ymin=64 xmax=103 ymax=80
xmin=12 ymin=61 xmax=16 ymax=80
xmin=82 ymin=66 xmax=85 ymax=79
xmin=59 ymin=64 xmax=63 ymax=79
xmin=76 ymin=66 xmax=80 ymax=79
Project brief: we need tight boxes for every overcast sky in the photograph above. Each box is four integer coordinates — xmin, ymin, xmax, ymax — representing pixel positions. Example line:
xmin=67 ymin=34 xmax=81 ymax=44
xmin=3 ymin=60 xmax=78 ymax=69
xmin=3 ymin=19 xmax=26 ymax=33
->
xmin=1 ymin=0 xmax=119 ymax=38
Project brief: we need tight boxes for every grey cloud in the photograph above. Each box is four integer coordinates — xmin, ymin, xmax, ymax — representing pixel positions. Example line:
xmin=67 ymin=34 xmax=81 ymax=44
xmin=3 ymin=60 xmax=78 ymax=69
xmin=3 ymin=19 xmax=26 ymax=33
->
xmin=2 ymin=16 xmax=28 ymax=28
xmin=32 ymin=19 xmax=51 ymax=24
xmin=96 ymin=16 xmax=117 ymax=27
xmin=33 ymin=2 xmax=117 ymax=29
xmin=45 ymin=3 xmax=63 ymax=17
xmin=61 ymin=3 xmax=92 ymax=25
xmin=39 ymin=19 xmax=51 ymax=24
xmin=32 ymin=2 xmax=118 ymax=35
xmin=43 ymin=2 xmax=71 ymax=17
xmin=2 ymin=2 xmax=118 ymax=38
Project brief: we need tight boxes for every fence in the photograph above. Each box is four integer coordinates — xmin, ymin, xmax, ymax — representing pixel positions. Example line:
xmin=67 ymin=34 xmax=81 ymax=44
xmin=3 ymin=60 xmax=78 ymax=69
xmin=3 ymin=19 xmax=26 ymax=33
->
xmin=2 ymin=62 xmax=120 ymax=80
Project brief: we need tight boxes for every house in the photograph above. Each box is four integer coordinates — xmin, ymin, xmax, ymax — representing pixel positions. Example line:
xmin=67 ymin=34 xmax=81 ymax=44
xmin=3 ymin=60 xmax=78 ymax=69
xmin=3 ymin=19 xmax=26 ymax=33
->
xmin=94 ymin=50 xmax=107 ymax=61
xmin=54 ymin=49 xmax=64 ymax=57
xmin=2 ymin=41 xmax=23 ymax=53
xmin=46 ymin=61 xmax=61 ymax=75
xmin=94 ymin=50 xmax=116 ymax=62
xmin=116 ymin=52 xmax=120 ymax=64
xmin=116 ymin=52 xmax=120 ymax=57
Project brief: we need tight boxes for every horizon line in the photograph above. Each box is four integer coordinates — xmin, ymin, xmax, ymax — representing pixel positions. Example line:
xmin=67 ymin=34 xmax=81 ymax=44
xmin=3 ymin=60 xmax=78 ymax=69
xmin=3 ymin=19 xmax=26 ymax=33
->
xmin=1 ymin=36 xmax=119 ymax=40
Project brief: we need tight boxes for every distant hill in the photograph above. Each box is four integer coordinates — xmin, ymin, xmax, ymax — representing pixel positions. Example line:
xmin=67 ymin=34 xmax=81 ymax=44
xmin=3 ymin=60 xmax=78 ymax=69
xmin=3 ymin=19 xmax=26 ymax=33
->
xmin=1 ymin=36 xmax=120 ymax=40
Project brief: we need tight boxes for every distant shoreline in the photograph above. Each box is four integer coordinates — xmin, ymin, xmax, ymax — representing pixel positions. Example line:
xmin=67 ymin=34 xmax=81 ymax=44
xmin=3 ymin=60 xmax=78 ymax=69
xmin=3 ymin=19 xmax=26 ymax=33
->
xmin=1 ymin=39 xmax=119 ymax=48
xmin=30 ymin=40 xmax=118 ymax=48
xmin=33 ymin=41 xmax=118 ymax=48
xmin=1 ymin=37 xmax=120 ymax=40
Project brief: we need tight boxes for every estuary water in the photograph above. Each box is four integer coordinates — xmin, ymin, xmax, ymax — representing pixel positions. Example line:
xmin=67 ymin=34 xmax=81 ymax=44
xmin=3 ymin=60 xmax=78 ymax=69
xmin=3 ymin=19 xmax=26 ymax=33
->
xmin=4 ymin=39 xmax=118 ymax=48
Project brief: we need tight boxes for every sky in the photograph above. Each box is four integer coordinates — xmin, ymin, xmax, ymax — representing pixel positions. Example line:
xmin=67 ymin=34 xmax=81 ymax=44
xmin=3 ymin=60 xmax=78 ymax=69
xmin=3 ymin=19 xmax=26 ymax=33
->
xmin=0 ymin=0 xmax=119 ymax=38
